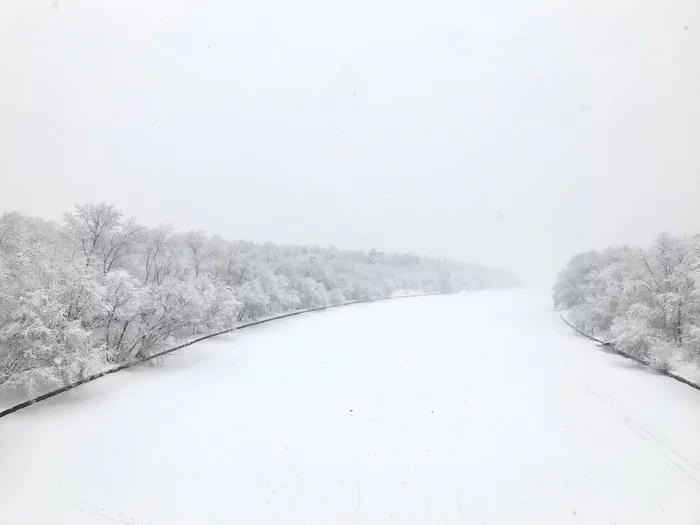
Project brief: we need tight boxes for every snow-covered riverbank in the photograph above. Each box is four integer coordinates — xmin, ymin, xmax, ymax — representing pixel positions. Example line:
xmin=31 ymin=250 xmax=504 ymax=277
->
xmin=2 ymin=290 xmax=700 ymax=524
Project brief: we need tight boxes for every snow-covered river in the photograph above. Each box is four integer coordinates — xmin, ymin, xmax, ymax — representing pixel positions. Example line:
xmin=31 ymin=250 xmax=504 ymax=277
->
xmin=3 ymin=290 xmax=700 ymax=524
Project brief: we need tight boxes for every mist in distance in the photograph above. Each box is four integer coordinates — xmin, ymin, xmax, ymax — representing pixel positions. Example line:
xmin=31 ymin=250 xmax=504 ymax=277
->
xmin=2 ymin=0 xmax=700 ymax=283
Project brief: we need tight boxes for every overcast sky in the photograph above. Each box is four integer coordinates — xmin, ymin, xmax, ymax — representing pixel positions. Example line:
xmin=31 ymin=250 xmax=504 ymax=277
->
xmin=2 ymin=0 xmax=699 ymax=283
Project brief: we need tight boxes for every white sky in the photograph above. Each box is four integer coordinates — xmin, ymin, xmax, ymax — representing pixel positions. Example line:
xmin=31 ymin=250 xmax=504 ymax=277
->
xmin=2 ymin=0 xmax=700 ymax=283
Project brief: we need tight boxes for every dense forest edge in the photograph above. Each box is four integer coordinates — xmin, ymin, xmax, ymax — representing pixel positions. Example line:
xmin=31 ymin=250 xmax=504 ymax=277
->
xmin=0 ymin=203 xmax=518 ymax=396
xmin=553 ymin=233 xmax=700 ymax=379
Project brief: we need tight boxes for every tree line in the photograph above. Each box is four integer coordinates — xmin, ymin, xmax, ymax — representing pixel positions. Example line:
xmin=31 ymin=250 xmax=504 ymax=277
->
xmin=553 ymin=233 xmax=700 ymax=372
xmin=0 ymin=203 xmax=514 ymax=394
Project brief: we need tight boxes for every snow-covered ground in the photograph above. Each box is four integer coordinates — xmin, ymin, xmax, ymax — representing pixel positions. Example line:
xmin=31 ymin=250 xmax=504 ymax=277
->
xmin=3 ymin=290 xmax=700 ymax=524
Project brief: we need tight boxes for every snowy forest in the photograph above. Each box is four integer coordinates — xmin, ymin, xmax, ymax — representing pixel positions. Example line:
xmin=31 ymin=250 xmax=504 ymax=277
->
xmin=0 ymin=203 xmax=515 ymax=394
xmin=554 ymin=233 xmax=700 ymax=373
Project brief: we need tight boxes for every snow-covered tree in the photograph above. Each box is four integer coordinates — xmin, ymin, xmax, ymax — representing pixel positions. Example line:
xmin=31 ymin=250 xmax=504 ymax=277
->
xmin=0 ymin=247 xmax=100 ymax=393
xmin=63 ymin=202 xmax=142 ymax=274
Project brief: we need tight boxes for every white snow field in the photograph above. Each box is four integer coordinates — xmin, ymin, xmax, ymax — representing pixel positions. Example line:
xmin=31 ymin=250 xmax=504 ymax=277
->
xmin=3 ymin=290 xmax=700 ymax=525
